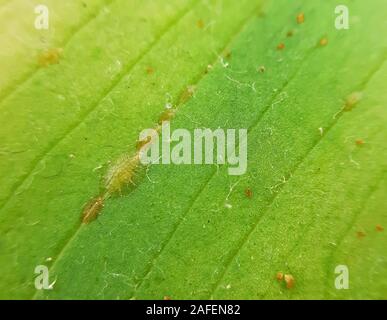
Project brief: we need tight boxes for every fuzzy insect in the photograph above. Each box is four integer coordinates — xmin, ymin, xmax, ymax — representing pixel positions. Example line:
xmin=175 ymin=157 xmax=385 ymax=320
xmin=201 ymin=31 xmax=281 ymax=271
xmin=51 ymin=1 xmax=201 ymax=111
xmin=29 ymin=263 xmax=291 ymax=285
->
xmin=376 ymin=225 xmax=384 ymax=232
xmin=277 ymin=43 xmax=285 ymax=50
xmin=82 ymin=196 xmax=104 ymax=224
xmin=104 ymin=154 xmax=140 ymax=195
xmin=38 ymin=48 xmax=63 ymax=66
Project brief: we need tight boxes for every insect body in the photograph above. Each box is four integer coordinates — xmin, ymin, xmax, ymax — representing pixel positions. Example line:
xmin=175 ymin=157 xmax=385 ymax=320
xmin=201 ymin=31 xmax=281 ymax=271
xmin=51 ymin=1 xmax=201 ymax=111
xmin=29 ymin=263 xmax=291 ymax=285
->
xmin=276 ymin=272 xmax=284 ymax=281
xmin=276 ymin=272 xmax=295 ymax=289
xmin=104 ymin=154 xmax=140 ymax=195
xmin=82 ymin=196 xmax=104 ymax=224
xmin=284 ymin=274 xmax=295 ymax=289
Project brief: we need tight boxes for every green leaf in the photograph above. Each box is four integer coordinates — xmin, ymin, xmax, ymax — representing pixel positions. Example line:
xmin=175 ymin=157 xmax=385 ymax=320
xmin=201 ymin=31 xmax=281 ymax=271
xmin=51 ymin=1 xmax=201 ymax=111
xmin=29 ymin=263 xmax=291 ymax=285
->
xmin=0 ymin=0 xmax=110 ymax=100
xmin=0 ymin=0 xmax=386 ymax=299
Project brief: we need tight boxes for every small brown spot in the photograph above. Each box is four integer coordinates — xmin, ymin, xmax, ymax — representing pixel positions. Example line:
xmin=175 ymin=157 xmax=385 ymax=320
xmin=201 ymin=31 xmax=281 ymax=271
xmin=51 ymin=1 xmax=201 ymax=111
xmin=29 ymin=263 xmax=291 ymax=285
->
xmin=258 ymin=65 xmax=266 ymax=73
xmin=286 ymin=30 xmax=294 ymax=37
xmin=276 ymin=272 xmax=284 ymax=281
xmin=319 ymin=37 xmax=328 ymax=46
xmin=376 ymin=225 xmax=384 ymax=232
xmin=284 ymin=274 xmax=295 ymax=289
xmin=296 ymin=13 xmax=305 ymax=24
xmin=245 ymin=188 xmax=253 ymax=198
xmin=197 ymin=19 xmax=204 ymax=29
xmin=356 ymin=231 xmax=366 ymax=238
xmin=277 ymin=43 xmax=285 ymax=50
xmin=146 ymin=66 xmax=154 ymax=75
xmin=164 ymin=296 xmax=172 ymax=300
xmin=38 ymin=48 xmax=63 ymax=67
xmin=355 ymin=139 xmax=365 ymax=146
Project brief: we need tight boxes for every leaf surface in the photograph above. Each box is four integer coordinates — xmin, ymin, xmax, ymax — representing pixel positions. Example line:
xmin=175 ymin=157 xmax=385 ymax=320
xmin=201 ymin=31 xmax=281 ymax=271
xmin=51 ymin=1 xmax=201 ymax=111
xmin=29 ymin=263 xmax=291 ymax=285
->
xmin=0 ymin=0 xmax=386 ymax=299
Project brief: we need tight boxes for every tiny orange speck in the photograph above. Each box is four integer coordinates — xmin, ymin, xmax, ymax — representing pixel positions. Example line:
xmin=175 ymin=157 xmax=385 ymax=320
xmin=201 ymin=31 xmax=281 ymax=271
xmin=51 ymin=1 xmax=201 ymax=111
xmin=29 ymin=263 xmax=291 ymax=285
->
xmin=277 ymin=43 xmax=285 ymax=50
xmin=276 ymin=272 xmax=284 ymax=281
xmin=297 ymin=13 xmax=305 ymax=24
xmin=376 ymin=225 xmax=384 ymax=232
xmin=319 ymin=37 xmax=328 ymax=46
xmin=245 ymin=188 xmax=253 ymax=198
xmin=284 ymin=274 xmax=295 ymax=289
xmin=355 ymin=139 xmax=365 ymax=146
